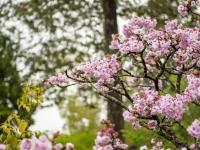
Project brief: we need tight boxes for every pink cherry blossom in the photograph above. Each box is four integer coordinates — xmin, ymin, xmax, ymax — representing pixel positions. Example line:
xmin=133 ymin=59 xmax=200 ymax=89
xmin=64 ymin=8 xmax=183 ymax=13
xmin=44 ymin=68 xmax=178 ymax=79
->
xmin=153 ymin=94 xmax=186 ymax=120
xmin=164 ymin=20 xmax=179 ymax=33
xmin=80 ymin=55 xmax=120 ymax=91
xmin=65 ymin=143 xmax=75 ymax=150
xmin=178 ymin=5 xmax=188 ymax=16
xmin=20 ymin=135 xmax=52 ymax=150
xmin=187 ymin=119 xmax=200 ymax=140
xmin=46 ymin=73 xmax=68 ymax=85
xmin=184 ymin=75 xmax=200 ymax=101
xmin=147 ymin=120 xmax=157 ymax=129
xmin=93 ymin=120 xmax=128 ymax=150
xmin=122 ymin=17 xmax=157 ymax=37
xmin=118 ymin=37 xmax=144 ymax=54
xmin=114 ymin=139 xmax=128 ymax=149
xmin=178 ymin=0 xmax=200 ymax=16
xmin=140 ymin=145 xmax=147 ymax=150
xmin=20 ymin=138 xmax=36 ymax=150
xmin=0 ymin=144 xmax=6 ymax=150
xmin=53 ymin=143 xmax=63 ymax=150
xmin=110 ymin=34 xmax=119 ymax=49
xmin=132 ymin=90 xmax=160 ymax=116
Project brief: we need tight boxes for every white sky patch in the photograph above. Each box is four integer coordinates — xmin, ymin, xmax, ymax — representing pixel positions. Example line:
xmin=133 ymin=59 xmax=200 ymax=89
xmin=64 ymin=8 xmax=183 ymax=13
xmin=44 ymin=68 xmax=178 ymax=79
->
xmin=30 ymin=105 xmax=65 ymax=132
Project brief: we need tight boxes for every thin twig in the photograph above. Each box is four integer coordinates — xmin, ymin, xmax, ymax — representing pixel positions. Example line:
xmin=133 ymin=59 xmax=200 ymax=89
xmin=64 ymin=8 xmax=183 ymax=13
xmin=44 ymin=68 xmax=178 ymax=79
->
xmin=120 ymin=80 xmax=133 ymax=103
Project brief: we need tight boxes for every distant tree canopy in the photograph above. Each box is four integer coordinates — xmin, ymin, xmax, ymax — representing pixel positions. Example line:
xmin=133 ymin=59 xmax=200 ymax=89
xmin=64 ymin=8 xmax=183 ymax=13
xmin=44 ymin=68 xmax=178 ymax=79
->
xmin=119 ymin=0 xmax=179 ymax=26
xmin=0 ymin=32 xmax=22 ymax=123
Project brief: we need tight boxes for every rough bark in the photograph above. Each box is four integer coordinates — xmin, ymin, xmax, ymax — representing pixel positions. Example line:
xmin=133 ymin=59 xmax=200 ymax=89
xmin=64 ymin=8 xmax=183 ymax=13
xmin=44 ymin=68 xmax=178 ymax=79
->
xmin=101 ymin=0 xmax=124 ymax=140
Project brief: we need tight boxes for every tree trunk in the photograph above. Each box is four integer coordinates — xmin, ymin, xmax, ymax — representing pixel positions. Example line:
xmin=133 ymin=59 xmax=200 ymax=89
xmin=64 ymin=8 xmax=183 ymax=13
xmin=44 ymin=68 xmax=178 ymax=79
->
xmin=101 ymin=0 xmax=124 ymax=140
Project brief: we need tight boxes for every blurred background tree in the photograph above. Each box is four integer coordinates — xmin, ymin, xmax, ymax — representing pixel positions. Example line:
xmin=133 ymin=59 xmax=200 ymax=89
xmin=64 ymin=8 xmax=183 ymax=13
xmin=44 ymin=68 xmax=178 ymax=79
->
xmin=0 ymin=32 xmax=22 ymax=124
xmin=119 ymin=0 xmax=179 ymax=26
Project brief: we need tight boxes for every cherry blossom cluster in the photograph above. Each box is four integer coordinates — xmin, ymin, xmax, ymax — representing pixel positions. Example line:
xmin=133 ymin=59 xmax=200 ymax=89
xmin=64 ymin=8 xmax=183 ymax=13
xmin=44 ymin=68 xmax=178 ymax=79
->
xmin=110 ymin=34 xmax=144 ymax=54
xmin=111 ymin=17 xmax=200 ymax=69
xmin=178 ymin=0 xmax=200 ymax=16
xmin=110 ymin=17 xmax=156 ymax=54
xmin=0 ymin=144 xmax=6 ymax=150
xmin=43 ymin=73 xmax=68 ymax=85
xmin=140 ymin=139 xmax=200 ymax=150
xmin=20 ymin=135 xmax=74 ymax=150
xmin=132 ymin=90 xmax=160 ymax=116
xmin=154 ymin=94 xmax=187 ymax=120
xmin=140 ymin=139 xmax=169 ymax=150
xmin=123 ymin=73 xmax=200 ymax=127
xmin=122 ymin=108 xmax=141 ymax=129
xmin=184 ymin=74 xmax=200 ymax=101
xmin=139 ymin=139 xmax=198 ymax=150
xmin=78 ymin=55 xmax=120 ymax=91
xmin=187 ymin=119 xmax=200 ymax=140
xmin=45 ymin=4 xmax=200 ymax=147
xmin=93 ymin=120 xmax=128 ymax=150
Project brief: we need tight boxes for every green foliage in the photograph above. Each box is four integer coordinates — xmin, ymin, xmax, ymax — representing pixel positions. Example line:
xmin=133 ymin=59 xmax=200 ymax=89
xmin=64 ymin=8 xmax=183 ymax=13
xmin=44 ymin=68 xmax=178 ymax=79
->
xmin=0 ymin=113 xmax=30 ymax=149
xmin=0 ymin=32 xmax=22 ymax=123
xmin=161 ymin=74 xmax=188 ymax=96
xmin=17 ymin=85 xmax=43 ymax=112
xmin=0 ymin=114 xmax=29 ymax=149
xmin=1 ymin=114 xmax=28 ymax=135
xmin=172 ymin=103 xmax=200 ymax=145
xmin=123 ymin=124 xmax=176 ymax=149
xmin=55 ymin=131 xmax=96 ymax=150
xmin=0 ymin=85 xmax=44 ymax=149
xmin=59 ymin=94 xmax=99 ymax=133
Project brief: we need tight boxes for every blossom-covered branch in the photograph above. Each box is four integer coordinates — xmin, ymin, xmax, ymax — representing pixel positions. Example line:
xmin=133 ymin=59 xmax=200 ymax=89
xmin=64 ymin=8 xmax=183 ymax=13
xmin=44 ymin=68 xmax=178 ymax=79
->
xmin=43 ymin=2 xmax=200 ymax=149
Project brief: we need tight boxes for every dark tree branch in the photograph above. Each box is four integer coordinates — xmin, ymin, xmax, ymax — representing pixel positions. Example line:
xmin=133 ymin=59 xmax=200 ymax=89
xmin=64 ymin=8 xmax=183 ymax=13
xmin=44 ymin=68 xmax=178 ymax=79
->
xmin=65 ymin=70 xmax=86 ymax=83
xmin=120 ymin=79 xmax=133 ymax=103
xmin=140 ymin=49 xmax=154 ymax=81
xmin=176 ymin=73 xmax=182 ymax=94
xmin=156 ymin=47 xmax=177 ymax=78
xmin=157 ymin=129 xmax=188 ymax=148
xmin=98 ymin=92 xmax=128 ymax=111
